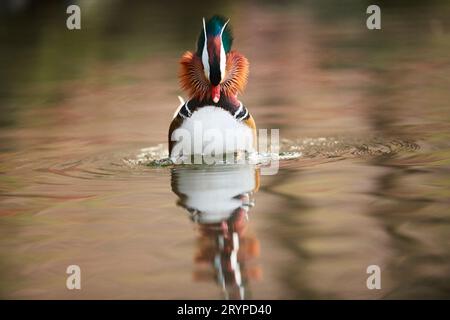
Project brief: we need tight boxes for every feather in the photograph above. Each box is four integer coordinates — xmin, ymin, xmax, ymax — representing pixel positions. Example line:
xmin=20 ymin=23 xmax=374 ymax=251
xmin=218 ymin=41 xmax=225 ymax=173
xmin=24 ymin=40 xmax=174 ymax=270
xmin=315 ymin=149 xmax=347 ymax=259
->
xmin=222 ymin=51 xmax=249 ymax=97
xmin=179 ymin=50 xmax=249 ymax=100
xmin=179 ymin=51 xmax=210 ymax=100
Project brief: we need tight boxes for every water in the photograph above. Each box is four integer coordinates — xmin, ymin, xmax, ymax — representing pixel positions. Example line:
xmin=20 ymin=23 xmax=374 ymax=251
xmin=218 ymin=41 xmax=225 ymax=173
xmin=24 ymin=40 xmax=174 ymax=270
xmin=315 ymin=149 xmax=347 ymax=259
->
xmin=1 ymin=1 xmax=450 ymax=299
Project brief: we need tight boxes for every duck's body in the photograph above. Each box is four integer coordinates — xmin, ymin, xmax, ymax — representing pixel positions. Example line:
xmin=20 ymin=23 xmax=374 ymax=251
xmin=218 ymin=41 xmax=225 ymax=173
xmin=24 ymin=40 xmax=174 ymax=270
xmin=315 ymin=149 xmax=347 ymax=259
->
xmin=169 ymin=97 xmax=256 ymax=156
xmin=168 ymin=16 xmax=256 ymax=159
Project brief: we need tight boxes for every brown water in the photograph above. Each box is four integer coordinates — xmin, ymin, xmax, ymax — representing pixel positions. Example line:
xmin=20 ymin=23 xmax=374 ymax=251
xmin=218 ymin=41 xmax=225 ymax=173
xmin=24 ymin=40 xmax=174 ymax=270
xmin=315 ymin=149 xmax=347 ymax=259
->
xmin=1 ymin=1 xmax=450 ymax=299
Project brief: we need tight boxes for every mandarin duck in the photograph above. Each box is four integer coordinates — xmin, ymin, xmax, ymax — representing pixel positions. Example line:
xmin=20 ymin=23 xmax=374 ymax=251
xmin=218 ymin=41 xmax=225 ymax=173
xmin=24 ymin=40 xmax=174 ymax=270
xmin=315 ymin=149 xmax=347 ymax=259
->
xmin=168 ymin=15 xmax=256 ymax=158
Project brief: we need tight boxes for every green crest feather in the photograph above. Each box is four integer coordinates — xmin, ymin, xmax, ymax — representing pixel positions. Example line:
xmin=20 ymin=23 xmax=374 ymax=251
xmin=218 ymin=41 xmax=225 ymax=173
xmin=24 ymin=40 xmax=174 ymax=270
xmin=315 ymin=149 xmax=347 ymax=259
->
xmin=196 ymin=15 xmax=233 ymax=55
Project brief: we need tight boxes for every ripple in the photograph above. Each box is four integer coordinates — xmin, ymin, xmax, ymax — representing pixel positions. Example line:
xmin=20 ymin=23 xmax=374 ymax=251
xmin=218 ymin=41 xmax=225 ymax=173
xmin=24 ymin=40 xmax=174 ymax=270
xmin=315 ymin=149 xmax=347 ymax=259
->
xmin=126 ymin=136 xmax=419 ymax=169
xmin=28 ymin=136 xmax=419 ymax=183
xmin=281 ymin=136 xmax=420 ymax=158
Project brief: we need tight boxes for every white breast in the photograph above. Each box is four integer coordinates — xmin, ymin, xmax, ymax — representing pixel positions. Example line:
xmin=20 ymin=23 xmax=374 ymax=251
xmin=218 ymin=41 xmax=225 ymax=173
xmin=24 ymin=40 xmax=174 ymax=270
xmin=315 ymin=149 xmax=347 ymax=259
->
xmin=170 ymin=106 xmax=254 ymax=158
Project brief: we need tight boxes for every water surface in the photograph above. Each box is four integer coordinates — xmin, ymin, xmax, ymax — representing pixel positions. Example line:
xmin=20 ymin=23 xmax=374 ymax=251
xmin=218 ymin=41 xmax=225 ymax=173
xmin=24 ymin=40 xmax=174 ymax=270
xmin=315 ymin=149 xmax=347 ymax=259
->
xmin=1 ymin=1 xmax=450 ymax=299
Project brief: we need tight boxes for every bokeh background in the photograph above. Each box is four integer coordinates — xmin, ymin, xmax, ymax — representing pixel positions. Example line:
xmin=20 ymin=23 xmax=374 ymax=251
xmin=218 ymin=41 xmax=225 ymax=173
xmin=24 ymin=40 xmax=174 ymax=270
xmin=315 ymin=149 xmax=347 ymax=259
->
xmin=0 ymin=0 xmax=449 ymax=299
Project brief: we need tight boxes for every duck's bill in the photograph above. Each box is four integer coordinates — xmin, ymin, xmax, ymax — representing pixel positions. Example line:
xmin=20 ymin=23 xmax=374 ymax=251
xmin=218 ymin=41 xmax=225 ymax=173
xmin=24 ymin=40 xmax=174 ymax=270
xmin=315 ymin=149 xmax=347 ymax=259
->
xmin=212 ymin=85 xmax=220 ymax=103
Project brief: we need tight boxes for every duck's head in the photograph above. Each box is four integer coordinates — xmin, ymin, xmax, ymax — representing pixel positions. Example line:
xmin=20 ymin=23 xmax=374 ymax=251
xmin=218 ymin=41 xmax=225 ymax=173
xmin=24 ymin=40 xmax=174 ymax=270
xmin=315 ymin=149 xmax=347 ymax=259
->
xmin=179 ymin=16 xmax=248 ymax=102
xmin=196 ymin=15 xmax=233 ymax=103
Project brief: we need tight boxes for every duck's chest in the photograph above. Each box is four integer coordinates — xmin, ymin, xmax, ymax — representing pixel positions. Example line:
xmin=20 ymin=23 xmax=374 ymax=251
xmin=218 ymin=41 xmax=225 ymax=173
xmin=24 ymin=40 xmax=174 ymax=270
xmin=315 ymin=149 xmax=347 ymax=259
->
xmin=170 ymin=106 xmax=255 ymax=157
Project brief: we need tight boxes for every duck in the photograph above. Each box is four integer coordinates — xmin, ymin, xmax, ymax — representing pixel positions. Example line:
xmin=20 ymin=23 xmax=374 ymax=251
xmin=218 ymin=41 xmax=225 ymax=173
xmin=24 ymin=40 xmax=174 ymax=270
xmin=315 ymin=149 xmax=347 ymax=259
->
xmin=168 ymin=15 xmax=256 ymax=159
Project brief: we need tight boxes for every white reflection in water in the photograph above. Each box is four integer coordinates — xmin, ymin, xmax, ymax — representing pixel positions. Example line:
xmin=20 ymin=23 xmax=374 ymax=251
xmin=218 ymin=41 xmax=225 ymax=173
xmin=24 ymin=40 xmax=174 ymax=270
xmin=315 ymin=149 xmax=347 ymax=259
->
xmin=171 ymin=164 xmax=261 ymax=299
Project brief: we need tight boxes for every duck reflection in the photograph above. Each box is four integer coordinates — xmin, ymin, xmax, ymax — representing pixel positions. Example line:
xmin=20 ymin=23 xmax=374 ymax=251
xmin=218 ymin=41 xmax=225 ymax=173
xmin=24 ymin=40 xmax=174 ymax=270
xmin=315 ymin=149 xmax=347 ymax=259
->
xmin=171 ymin=164 xmax=261 ymax=299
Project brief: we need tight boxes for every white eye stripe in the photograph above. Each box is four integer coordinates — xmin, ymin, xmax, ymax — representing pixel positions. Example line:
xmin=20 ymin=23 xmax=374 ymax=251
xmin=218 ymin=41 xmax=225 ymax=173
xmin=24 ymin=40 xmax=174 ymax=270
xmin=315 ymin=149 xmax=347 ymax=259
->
xmin=201 ymin=18 xmax=210 ymax=80
xmin=219 ymin=37 xmax=226 ymax=81
xmin=219 ymin=19 xmax=229 ymax=81
xmin=220 ymin=19 xmax=230 ymax=37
